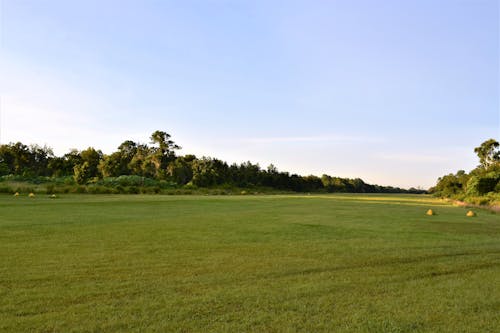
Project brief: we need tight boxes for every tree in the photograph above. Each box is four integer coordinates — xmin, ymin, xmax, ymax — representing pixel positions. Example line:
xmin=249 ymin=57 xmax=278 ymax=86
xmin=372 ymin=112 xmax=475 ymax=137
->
xmin=99 ymin=152 xmax=125 ymax=177
xmin=465 ymin=175 xmax=499 ymax=196
xmin=26 ymin=144 xmax=54 ymax=176
xmin=0 ymin=144 xmax=16 ymax=175
xmin=74 ymin=162 xmax=91 ymax=184
xmin=167 ymin=155 xmax=196 ymax=185
xmin=129 ymin=144 xmax=155 ymax=178
xmin=79 ymin=147 xmax=103 ymax=179
xmin=98 ymin=140 xmax=139 ymax=177
xmin=2 ymin=142 xmax=30 ymax=175
xmin=69 ymin=147 xmax=102 ymax=184
xmin=149 ymin=130 xmax=181 ymax=179
xmin=232 ymin=161 xmax=261 ymax=187
xmin=191 ymin=158 xmax=227 ymax=187
xmin=474 ymin=139 xmax=500 ymax=169
xmin=118 ymin=140 xmax=138 ymax=159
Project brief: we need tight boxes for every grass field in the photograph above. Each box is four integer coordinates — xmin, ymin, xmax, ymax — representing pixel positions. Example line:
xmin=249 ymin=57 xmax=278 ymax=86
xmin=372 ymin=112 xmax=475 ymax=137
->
xmin=1 ymin=194 xmax=499 ymax=332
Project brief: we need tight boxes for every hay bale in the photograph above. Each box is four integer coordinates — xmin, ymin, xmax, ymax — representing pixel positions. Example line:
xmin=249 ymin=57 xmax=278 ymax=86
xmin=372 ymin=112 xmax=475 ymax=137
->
xmin=466 ymin=210 xmax=476 ymax=217
xmin=13 ymin=192 xmax=19 ymax=197
xmin=28 ymin=193 xmax=35 ymax=198
xmin=426 ymin=209 xmax=435 ymax=216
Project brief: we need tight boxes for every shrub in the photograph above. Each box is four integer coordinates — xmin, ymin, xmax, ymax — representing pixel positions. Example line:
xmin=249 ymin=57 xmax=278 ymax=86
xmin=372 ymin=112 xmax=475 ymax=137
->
xmin=87 ymin=185 xmax=115 ymax=194
xmin=466 ymin=176 xmax=499 ymax=196
xmin=125 ymin=186 xmax=140 ymax=194
xmin=16 ymin=186 xmax=34 ymax=194
xmin=73 ymin=186 xmax=87 ymax=194
xmin=46 ymin=184 xmax=55 ymax=194
xmin=0 ymin=186 xmax=13 ymax=193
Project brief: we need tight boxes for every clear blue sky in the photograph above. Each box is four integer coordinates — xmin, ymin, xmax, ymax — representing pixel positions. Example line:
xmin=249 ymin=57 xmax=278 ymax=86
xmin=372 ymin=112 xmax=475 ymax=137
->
xmin=0 ymin=0 xmax=498 ymax=188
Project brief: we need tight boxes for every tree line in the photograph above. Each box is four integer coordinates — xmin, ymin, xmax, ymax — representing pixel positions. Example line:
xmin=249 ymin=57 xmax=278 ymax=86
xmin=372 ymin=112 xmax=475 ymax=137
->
xmin=431 ymin=139 xmax=500 ymax=204
xmin=0 ymin=130 xmax=424 ymax=194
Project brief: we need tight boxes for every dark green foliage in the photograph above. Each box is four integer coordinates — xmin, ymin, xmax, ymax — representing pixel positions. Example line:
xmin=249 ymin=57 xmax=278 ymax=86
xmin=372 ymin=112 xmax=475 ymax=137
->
xmin=167 ymin=155 xmax=195 ymax=185
xmin=433 ymin=172 xmax=467 ymax=197
xmin=0 ymin=142 xmax=54 ymax=176
xmin=45 ymin=184 xmax=55 ymax=194
xmin=466 ymin=175 xmax=499 ymax=196
xmin=191 ymin=158 xmax=228 ymax=187
xmin=433 ymin=139 xmax=500 ymax=205
xmin=474 ymin=138 xmax=500 ymax=168
xmin=0 ymin=185 xmax=13 ymax=193
xmin=73 ymin=161 xmax=92 ymax=185
xmin=98 ymin=151 xmax=127 ymax=177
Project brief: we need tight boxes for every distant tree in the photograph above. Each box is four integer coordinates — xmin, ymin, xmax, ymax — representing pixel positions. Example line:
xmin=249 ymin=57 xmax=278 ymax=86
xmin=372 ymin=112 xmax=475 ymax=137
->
xmin=0 ymin=142 xmax=54 ymax=176
xmin=5 ymin=142 xmax=30 ymax=175
xmin=60 ymin=149 xmax=83 ymax=176
xmin=351 ymin=178 xmax=366 ymax=192
xmin=118 ymin=140 xmax=138 ymax=159
xmin=231 ymin=161 xmax=261 ymax=187
xmin=47 ymin=157 xmax=65 ymax=177
xmin=129 ymin=144 xmax=155 ymax=178
xmin=27 ymin=144 xmax=54 ymax=176
xmin=79 ymin=147 xmax=103 ymax=178
xmin=302 ymin=175 xmax=323 ymax=192
xmin=0 ymin=132 xmax=419 ymax=194
xmin=433 ymin=172 xmax=467 ymax=197
xmin=433 ymin=139 xmax=500 ymax=202
xmin=465 ymin=175 xmax=499 ymax=196
xmin=167 ymin=155 xmax=196 ymax=185
xmin=191 ymin=158 xmax=227 ymax=187
xmin=474 ymin=139 xmax=500 ymax=169
xmin=74 ymin=162 xmax=92 ymax=185
xmin=98 ymin=140 xmax=139 ymax=177
xmin=99 ymin=152 xmax=125 ymax=177
xmin=69 ymin=147 xmax=102 ymax=184
xmin=261 ymin=164 xmax=278 ymax=188
xmin=149 ymin=130 xmax=180 ymax=179
xmin=0 ymin=144 xmax=16 ymax=175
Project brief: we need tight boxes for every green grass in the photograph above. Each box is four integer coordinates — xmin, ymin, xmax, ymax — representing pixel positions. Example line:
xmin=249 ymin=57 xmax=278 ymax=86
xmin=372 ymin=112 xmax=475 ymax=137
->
xmin=1 ymin=194 xmax=499 ymax=332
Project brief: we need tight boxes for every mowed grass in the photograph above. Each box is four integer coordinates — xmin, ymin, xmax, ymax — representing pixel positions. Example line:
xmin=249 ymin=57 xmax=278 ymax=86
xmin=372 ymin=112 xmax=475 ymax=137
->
xmin=1 ymin=194 xmax=499 ymax=332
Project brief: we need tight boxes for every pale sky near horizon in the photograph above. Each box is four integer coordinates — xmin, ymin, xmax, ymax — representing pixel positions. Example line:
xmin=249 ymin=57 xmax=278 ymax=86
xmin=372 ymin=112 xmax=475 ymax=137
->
xmin=0 ymin=0 xmax=498 ymax=189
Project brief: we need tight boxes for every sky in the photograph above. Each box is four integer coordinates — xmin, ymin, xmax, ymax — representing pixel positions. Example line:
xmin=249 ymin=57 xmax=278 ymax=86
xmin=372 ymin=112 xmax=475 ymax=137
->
xmin=0 ymin=0 xmax=498 ymax=189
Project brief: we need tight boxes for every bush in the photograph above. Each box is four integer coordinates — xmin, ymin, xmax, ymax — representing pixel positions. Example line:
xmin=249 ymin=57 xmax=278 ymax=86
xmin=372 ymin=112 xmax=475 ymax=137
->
xmin=46 ymin=184 xmax=55 ymax=194
xmin=125 ymin=186 xmax=140 ymax=194
xmin=87 ymin=185 xmax=115 ymax=194
xmin=73 ymin=186 xmax=87 ymax=194
xmin=466 ymin=176 xmax=499 ymax=196
xmin=0 ymin=185 xmax=13 ymax=193
xmin=15 ymin=186 xmax=35 ymax=194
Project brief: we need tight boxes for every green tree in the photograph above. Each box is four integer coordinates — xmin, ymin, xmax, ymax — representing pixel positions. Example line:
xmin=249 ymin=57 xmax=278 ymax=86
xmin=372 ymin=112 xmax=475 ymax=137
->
xmin=74 ymin=162 xmax=91 ymax=185
xmin=129 ymin=144 xmax=155 ymax=178
xmin=167 ymin=155 xmax=196 ymax=185
xmin=99 ymin=152 xmax=125 ymax=177
xmin=190 ymin=158 xmax=227 ymax=187
xmin=474 ymin=139 xmax=500 ymax=169
xmin=149 ymin=130 xmax=180 ymax=179
xmin=61 ymin=149 xmax=83 ymax=176
xmin=79 ymin=147 xmax=103 ymax=179
xmin=118 ymin=140 xmax=138 ymax=159
xmin=70 ymin=147 xmax=102 ymax=184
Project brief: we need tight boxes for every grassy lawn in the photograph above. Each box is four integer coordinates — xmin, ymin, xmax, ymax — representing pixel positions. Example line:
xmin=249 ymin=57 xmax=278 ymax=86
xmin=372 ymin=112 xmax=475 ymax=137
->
xmin=1 ymin=194 xmax=499 ymax=332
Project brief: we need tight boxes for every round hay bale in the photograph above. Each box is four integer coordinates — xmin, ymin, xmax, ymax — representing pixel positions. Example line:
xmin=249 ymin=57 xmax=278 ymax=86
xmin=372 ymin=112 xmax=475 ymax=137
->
xmin=28 ymin=192 xmax=35 ymax=198
xmin=13 ymin=192 xmax=19 ymax=197
xmin=466 ymin=210 xmax=476 ymax=217
xmin=426 ymin=209 xmax=435 ymax=216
